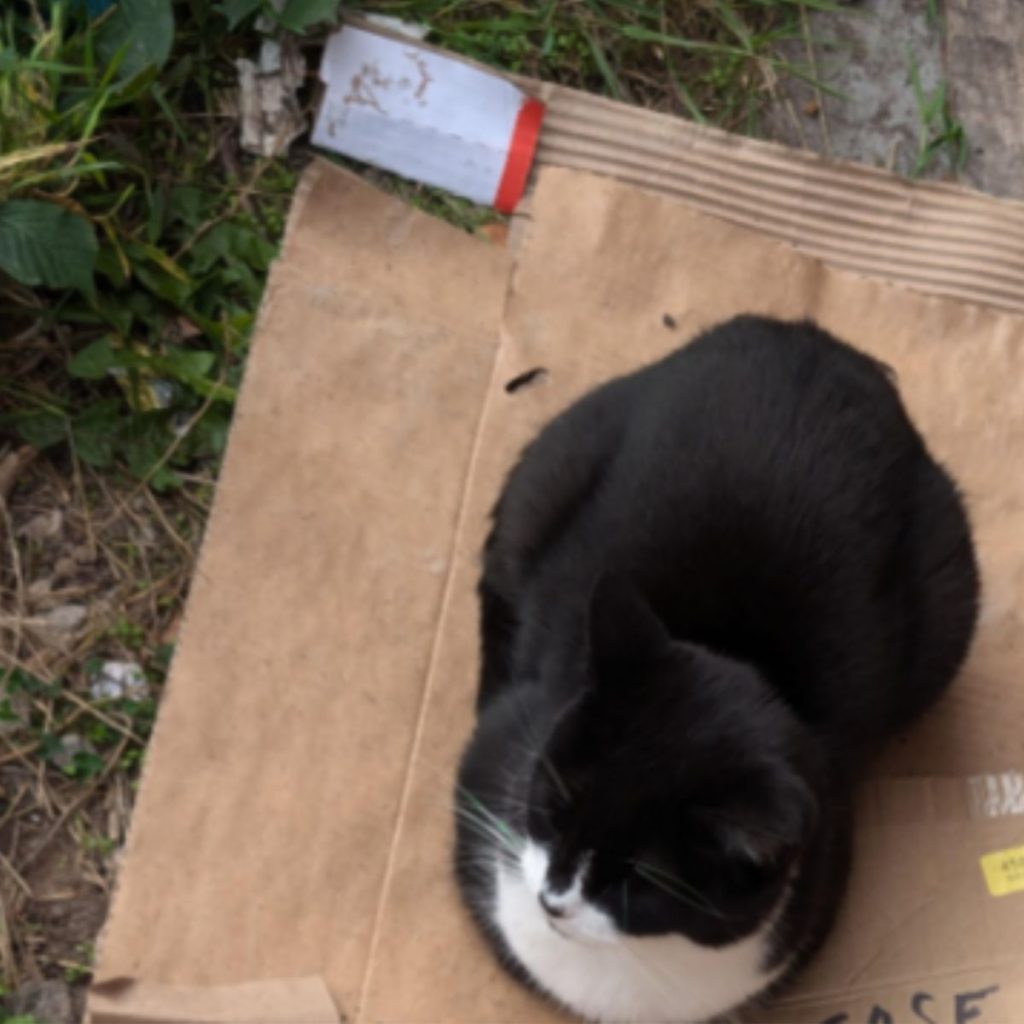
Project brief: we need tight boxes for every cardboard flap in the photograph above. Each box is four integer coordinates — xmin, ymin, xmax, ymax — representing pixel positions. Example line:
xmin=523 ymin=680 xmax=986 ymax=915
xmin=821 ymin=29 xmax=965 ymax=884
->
xmin=88 ymin=161 xmax=508 ymax=1019
xmin=532 ymin=85 xmax=1024 ymax=314
xmin=92 ymin=75 xmax=1024 ymax=1024
xmin=359 ymin=167 xmax=1024 ymax=1022
xmin=89 ymin=976 xmax=339 ymax=1023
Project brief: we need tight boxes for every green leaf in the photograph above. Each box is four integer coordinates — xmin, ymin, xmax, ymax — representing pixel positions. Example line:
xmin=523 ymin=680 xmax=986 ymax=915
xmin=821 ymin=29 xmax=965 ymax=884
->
xmin=134 ymin=262 xmax=193 ymax=307
xmin=149 ymin=465 xmax=182 ymax=490
xmin=120 ymin=412 xmax=177 ymax=486
xmin=146 ymin=182 xmax=169 ymax=243
xmin=167 ymin=185 xmax=204 ymax=228
xmin=158 ymin=346 xmax=215 ymax=382
xmin=0 ymin=52 xmax=84 ymax=74
xmin=38 ymin=733 xmax=64 ymax=761
xmin=72 ymin=401 xmax=122 ymax=468
xmin=5 ymin=669 xmax=63 ymax=698
xmin=107 ymin=64 xmax=162 ymax=106
xmin=87 ymin=720 xmax=115 ymax=745
xmin=275 ymin=0 xmax=340 ymax=33
xmin=95 ymin=243 xmax=129 ymax=288
xmin=583 ymin=29 xmax=621 ymax=99
xmin=189 ymin=378 xmax=238 ymax=404
xmin=216 ymin=0 xmax=264 ymax=30
xmin=150 ymin=642 xmax=176 ymax=680
xmin=0 ymin=200 xmax=97 ymax=294
xmin=69 ymin=337 xmax=124 ymax=380
xmin=190 ymin=407 xmax=232 ymax=457
xmin=190 ymin=222 xmax=275 ymax=275
xmin=15 ymin=412 xmax=68 ymax=449
xmin=92 ymin=293 xmax=135 ymax=335
xmin=64 ymin=750 xmax=107 ymax=779
xmin=128 ymin=239 xmax=191 ymax=282
xmin=96 ymin=0 xmax=175 ymax=81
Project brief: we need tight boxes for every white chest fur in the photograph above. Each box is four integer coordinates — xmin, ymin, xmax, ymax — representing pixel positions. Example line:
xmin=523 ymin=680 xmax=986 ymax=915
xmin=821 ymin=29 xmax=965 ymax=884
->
xmin=492 ymin=842 xmax=784 ymax=1024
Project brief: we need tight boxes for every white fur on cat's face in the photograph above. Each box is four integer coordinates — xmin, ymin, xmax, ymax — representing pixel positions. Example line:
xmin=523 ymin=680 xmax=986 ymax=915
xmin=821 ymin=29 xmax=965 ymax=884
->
xmin=494 ymin=840 xmax=785 ymax=1024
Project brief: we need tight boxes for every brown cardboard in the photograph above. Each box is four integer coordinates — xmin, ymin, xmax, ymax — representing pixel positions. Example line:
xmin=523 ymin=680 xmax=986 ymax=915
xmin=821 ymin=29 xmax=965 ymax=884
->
xmin=90 ymin=105 xmax=1024 ymax=1024
xmin=88 ymin=977 xmax=340 ymax=1023
xmin=356 ymin=167 xmax=1024 ymax=1024
xmin=529 ymin=84 xmax=1024 ymax=316
xmin=88 ymin=161 xmax=509 ymax=1020
xmin=336 ymin=16 xmax=1024 ymax=314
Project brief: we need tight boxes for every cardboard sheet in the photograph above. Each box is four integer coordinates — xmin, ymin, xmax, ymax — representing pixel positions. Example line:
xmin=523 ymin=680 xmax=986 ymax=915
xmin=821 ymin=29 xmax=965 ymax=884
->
xmin=88 ymin=977 xmax=339 ymax=1023
xmin=88 ymin=162 xmax=509 ymax=1020
xmin=529 ymin=85 xmax=1024 ymax=316
xmin=90 ymin=107 xmax=1024 ymax=1024
xmin=352 ymin=167 xmax=1024 ymax=1024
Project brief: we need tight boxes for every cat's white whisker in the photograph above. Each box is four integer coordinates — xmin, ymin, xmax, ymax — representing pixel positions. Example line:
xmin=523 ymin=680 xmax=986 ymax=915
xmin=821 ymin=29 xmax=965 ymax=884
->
xmin=454 ymin=806 xmax=523 ymax=857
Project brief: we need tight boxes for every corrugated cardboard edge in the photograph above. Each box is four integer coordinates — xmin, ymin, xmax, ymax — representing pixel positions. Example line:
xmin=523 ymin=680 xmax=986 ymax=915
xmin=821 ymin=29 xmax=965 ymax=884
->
xmin=342 ymin=17 xmax=1024 ymax=314
xmin=532 ymin=85 xmax=1024 ymax=313
xmin=84 ymin=164 xmax=341 ymax=1024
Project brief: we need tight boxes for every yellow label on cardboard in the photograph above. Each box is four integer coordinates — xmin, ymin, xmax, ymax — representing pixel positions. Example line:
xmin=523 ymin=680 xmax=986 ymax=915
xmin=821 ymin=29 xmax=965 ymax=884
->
xmin=980 ymin=845 xmax=1024 ymax=896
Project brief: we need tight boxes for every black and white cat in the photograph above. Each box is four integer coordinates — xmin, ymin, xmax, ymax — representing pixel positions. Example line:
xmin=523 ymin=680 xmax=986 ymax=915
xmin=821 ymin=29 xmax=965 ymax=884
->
xmin=454 ymin=316 xmax=979 ymax=1024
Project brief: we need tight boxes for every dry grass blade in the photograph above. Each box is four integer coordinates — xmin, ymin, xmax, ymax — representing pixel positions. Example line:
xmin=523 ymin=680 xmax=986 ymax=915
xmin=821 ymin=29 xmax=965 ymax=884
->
xmin=0 ymin=894 xmax=19 ymax=992
xmin=0 ymin=139 xmax=87 ymax=175
xmin=16 ymin=736 xmax=129 ymax=876
xmin=0 ymin=850 xmax=33 ymax=900
xmin=0 ymin=446 xmax=39 ymax=501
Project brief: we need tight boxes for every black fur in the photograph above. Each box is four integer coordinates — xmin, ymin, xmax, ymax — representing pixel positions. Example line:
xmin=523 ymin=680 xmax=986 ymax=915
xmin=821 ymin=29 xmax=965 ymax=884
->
xmin=454 ymin=316 xmax=979 ymax=1013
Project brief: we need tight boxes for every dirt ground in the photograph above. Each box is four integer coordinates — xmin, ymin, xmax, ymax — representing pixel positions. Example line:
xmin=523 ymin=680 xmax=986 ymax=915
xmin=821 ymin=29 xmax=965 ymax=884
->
xmin=1 ymin=449 xmax=200 ymax=1020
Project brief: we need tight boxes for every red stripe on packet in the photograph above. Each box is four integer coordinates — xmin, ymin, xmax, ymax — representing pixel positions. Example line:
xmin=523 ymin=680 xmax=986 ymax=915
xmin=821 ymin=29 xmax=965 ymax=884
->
xmin=493 ymin=97 xmax=546 ymax=214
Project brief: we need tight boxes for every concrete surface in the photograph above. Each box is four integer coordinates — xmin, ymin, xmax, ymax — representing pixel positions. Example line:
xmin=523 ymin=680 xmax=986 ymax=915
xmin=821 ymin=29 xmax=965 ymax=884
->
xmin=766 ymin=0 xmax=1024 ymax=200
xmin=945 ymin=0 xmax=1024 ymax=199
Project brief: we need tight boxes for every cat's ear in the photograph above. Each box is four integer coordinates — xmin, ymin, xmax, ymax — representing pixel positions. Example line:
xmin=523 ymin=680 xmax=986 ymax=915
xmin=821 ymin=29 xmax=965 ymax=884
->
xmin=587 ymin=573 xmax=669 ymax=680
xmin=710 ymin=766 xmax=817 ymax=867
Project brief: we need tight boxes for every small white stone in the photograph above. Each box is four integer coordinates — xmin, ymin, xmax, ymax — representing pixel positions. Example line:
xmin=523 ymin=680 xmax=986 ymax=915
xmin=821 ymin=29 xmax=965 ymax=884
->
xmin=19 ymin=509 xmax=62 ymax=542
xmin=90 ymin=661 xmax=150 ymax=702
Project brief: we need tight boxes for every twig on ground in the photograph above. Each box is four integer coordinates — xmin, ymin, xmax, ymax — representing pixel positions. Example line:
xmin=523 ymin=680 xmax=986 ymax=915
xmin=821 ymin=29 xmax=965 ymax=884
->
xmin=0 ymin=446 xmax=39 ymax=501
xmin=16 ymin=735 xmax=129 ymax=875
xmin=800 ymin=5 xmax=831 ymax=155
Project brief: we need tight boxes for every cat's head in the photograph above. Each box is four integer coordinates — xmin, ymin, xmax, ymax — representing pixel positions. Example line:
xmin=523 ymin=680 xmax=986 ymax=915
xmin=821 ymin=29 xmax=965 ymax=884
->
xmin=520 ymin=575 xmax=820 ymax=948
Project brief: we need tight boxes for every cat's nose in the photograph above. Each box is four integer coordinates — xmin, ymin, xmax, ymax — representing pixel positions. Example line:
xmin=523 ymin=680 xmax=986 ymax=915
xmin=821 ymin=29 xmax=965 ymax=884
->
xmin=539 ymin=892 xmax=566 ymax=918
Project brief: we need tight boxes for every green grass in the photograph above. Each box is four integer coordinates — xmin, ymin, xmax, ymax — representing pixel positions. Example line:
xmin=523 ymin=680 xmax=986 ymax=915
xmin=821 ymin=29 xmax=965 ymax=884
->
xmin=354 ymin=0 xmax=845 ymax=127
xmin=0 ymin=0 xmax=842 ymax=492
xmin=1 ymin=1 xmax=300 ymax=494
xmin=908 ymin=49 xmax=968 ymax=178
